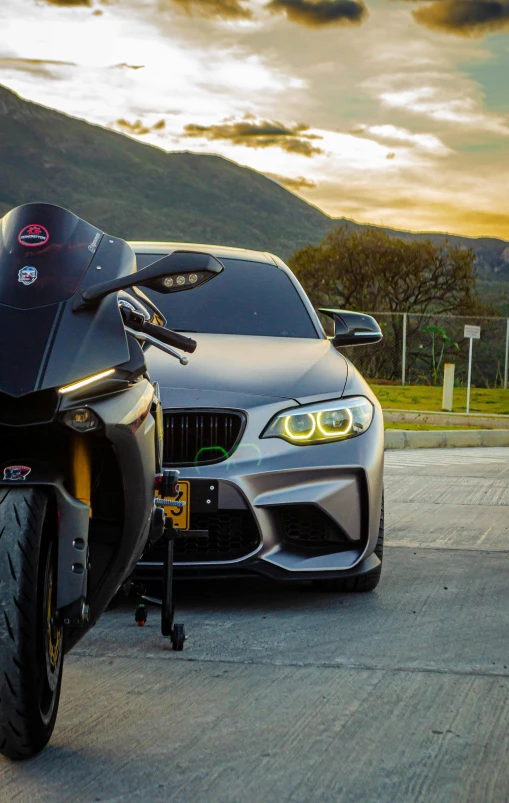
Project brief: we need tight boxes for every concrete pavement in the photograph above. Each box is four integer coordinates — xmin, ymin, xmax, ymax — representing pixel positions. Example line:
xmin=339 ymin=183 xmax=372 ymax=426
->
xmin=1 ymin=448 xmax=508 ymax=802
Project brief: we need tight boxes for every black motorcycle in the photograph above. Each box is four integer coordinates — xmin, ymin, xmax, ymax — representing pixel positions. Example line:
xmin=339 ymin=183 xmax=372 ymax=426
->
xmin=0 ymin=202 xmax=223 ymax=759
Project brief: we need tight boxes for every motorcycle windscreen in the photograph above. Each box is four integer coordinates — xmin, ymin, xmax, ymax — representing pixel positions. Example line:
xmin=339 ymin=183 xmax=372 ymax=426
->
xmin=0 ymin=203 xmax=102 ymax=310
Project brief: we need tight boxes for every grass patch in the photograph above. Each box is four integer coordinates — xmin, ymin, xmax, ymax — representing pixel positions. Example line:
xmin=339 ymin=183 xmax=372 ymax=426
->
xmin=371 ymin=383 xmax=509 ymax=415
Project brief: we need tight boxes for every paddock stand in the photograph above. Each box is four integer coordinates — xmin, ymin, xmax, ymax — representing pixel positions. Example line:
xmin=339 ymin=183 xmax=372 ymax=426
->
xmin=130 ymin=469 xmax=186 ymax=651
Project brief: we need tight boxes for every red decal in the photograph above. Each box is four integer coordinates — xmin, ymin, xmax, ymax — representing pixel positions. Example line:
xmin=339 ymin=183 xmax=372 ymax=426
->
xmin=18 ymin=224 xmax=50 ymax=248
xmin=3 ymin=465 xmax=31 ymax=481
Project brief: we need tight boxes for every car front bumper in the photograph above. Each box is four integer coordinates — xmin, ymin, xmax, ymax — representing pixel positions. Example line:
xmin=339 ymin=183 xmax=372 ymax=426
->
xmin=137 ymin=399 xmax=384 ymax=581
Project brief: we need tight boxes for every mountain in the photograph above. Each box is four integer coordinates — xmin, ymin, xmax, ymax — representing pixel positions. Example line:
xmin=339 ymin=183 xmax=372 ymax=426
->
xmin=1 ymin=84 xmax=509 ymax=303
xmin=0 ymin=85 xmax=332 ymax=259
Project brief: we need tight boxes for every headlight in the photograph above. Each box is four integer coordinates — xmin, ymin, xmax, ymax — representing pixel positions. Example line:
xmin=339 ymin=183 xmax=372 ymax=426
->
xmin=262 ymin=397 xmax=373 ymax=445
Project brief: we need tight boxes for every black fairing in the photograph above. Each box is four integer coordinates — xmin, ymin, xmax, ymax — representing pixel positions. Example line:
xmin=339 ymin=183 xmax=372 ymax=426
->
xmin=0 ymin=202 xmax=100 ymax=309
xmin=0 ymin=203 xmax=137 ymax=397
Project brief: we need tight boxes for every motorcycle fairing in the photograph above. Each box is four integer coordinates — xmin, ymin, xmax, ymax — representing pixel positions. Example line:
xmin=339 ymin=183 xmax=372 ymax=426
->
xmin=0 ymin=295 xmax=130 ymax=397
xmin=0 ymin=203 xmax=101 ymax=310
xmin=0 ymin=459 xmax=89 ymax=611
xmin=0 ymin=205 xmax=138 ymax=397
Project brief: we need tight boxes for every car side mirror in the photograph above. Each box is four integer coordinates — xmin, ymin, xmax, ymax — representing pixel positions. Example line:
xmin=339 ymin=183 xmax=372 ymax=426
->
xmin=319 ymin=308 xmax=383 ymax=347
xmin=76 ymin=251 xmax=224 ymax=309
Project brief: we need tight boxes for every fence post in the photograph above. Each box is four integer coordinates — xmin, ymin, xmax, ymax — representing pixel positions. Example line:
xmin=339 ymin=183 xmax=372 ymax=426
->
xmin=401 ymin=313 xmax=407 ymax=386
xmin=505 ymin=319 xmax=509 ymax=389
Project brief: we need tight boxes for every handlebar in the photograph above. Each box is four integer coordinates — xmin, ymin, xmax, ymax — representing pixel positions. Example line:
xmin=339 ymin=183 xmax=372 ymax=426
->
xmin=120 ymin=306 xmax=197 ymax=354
xmin=141 ymin=320 xmax=197 ymax=354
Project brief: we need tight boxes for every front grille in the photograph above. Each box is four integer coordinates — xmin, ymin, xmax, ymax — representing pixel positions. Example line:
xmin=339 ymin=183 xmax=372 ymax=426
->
xmin=143 ymin=510 xmax=260 ymax=563
xmin=279 ymin=504 xmax=353 ymax=551
xmin=163 ymin=410 xmax=244 ymax=466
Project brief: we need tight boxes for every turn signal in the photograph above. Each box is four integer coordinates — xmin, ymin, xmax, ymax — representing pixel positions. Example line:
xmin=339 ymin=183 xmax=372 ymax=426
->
xmin=58 ymin=369 xmax=115 ymax=395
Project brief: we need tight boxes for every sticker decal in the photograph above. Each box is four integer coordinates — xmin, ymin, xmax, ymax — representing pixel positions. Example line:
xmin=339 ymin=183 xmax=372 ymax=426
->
xmin=18 ymin=224 xmax=49 ymax=248
xmin=18 ymin=266 xmax=38 ymax=286
xmin=3 ymin=465 xmax=31 ymax=481
xmin=88 ymin=232 xmax=101 ymax=253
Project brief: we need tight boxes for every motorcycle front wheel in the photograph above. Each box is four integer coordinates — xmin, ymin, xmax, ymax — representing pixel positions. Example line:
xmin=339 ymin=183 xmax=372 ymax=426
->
xmin=0 ymin=487 xmax=64 ymax=760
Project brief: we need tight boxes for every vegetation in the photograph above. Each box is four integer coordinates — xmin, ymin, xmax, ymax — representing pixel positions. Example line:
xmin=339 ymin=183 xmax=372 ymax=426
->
xmin=371 ymin=383 xmax=509 ymax=415
xmin=290 ymin=227 xmax=482 ymax=382
xmin=420 ymin=325 xmax=459 ymax=385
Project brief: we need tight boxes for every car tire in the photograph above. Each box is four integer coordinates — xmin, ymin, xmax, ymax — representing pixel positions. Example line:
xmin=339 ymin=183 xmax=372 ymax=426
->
xmin=312 ymin=494 xmax=384 ymax=593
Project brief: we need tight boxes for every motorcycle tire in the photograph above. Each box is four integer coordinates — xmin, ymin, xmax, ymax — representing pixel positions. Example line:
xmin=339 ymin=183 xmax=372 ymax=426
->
xmin=0 ymin=487 xmax=64 ymax=760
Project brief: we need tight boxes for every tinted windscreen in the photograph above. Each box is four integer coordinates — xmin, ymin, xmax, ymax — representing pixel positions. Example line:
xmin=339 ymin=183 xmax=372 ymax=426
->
xmin=137 ymin=256 xmax=318 ymax=338
xmin=0 ymin=203 xmax=102 ymax=309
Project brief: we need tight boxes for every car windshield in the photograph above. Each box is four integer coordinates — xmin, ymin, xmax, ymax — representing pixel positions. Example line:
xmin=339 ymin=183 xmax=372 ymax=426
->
xmin=136 ymin=255 xmax=319 ymax=338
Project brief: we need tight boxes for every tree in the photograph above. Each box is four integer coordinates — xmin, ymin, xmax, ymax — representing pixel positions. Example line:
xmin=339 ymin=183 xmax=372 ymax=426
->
xmin=420 ymin=325 xmax=460 ymax=385
xmin=289 ymin=226 xmax=480 ymax=380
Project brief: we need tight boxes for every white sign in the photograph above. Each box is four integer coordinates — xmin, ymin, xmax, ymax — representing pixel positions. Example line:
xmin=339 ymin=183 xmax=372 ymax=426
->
xmin=464 ymin=325 xmax=481 ymax=339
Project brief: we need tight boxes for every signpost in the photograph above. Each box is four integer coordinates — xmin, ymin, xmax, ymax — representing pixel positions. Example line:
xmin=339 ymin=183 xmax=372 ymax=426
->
xmin=464 ymin=325 xmax=481 ymax=414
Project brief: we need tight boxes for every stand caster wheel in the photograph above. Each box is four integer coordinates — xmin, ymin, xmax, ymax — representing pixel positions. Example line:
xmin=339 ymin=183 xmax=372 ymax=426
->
xmin=171 ymin=623 xmax=185 ymax=651
xmin=135 ymin=603 xmax=148 ymax=626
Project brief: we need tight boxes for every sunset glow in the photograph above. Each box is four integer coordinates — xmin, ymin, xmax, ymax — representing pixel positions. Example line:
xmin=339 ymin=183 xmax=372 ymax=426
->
xmin=2 ymin=0 xmax=509 ymax=238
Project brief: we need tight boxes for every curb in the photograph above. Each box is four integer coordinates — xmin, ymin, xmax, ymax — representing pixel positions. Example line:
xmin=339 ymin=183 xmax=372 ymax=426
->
xmin=384 ymin=429 xmax=509 ymax=449
xmin=383 ymin=409 xmax=509 ymax=429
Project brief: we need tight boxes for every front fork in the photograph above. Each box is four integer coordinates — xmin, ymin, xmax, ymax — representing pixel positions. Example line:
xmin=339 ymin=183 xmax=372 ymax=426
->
xmin=57 ymin=434 xmax=93 ymax=628
xmin=70 ymin=433 xmax=92 ymax=515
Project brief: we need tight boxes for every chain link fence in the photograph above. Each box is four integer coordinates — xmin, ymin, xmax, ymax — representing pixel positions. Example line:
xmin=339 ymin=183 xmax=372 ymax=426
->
xmin=339 ymin=312 xmax=509 ymax=388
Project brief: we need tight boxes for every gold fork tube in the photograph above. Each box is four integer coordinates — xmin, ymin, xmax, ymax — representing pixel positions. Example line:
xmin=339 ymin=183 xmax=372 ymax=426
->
xmin=70 ymin=433 xmax=92 ymax=517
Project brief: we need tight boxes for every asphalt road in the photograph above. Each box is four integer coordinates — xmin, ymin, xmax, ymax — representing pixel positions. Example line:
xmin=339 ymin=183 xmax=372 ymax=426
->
xmin=1 ymin=448 xmax=508 ymax=803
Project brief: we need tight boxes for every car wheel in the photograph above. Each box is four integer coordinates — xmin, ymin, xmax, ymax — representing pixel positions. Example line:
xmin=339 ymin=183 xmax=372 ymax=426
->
xmin=312 ymin=494 xmax=384 ymax=593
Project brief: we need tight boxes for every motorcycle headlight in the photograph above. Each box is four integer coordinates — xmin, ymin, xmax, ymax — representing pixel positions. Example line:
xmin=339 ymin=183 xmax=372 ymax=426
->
xmin=262 ymin=397 xmax=373 ymax=445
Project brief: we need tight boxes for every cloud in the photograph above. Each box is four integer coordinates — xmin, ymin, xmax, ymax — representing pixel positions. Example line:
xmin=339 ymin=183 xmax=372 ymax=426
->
xmin=378 ymin=83 xmax=509 ymax=135
xmin=0 ymin=57 xmax=76 ymax=79
xmin=114 ymin=118 xmax=166 ymax=135
xmin=38 ymin=0 xmax=92 ymax=6
xmin=265 ymin=0 xmax=367 ymax=27
xmin=411 ymin=0 xmax=509 ymax=37
xmin=365 ymin=124 xmax=450 ymax=154
xmin=112 ymin=63 xmax=145 ymax=70
xmin=266 ymin=173 xmax=317 ymax=189
xmin=183 ymin=116 xmax=324 ymax=156
xmin=169 ymin=0 xmax=253 ymax=20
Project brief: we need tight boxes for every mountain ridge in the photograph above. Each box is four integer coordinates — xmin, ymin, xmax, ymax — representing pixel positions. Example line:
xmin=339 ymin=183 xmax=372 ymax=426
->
xmin=1 ymin=84 xmax=508 ymax=293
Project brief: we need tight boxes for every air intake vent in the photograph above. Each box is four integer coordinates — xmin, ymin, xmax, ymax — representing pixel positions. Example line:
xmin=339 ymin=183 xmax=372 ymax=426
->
xmin=279 ymin=505 xmax=353 ymax=551
xmin=0 ymin=389 xmax=58 ymax=426
xmin=163 ymin=410 xmax=245 ymax=466
xmin=143 ymin=510 xmax=260 ymax=562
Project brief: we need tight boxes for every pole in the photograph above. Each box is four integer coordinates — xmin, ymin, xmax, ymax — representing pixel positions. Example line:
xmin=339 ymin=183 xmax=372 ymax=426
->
xmin=504 ymin=319 xmax=509 ymax=389
xmin=402 ymin=313 xmax=407 ymax=387
xmin=442 ymin=363 xmax=455 ymax=411
xmin=466 ymin=337 xmax=473 ymax=415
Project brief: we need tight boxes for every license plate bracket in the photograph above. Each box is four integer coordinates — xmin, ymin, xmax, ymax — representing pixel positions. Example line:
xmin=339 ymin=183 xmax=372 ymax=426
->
xmin=189 ymin=479 xmax=219 ymax=513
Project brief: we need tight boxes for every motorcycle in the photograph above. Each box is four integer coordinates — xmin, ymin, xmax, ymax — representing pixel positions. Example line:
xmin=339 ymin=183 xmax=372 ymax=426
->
xmin=0 ymin=202 xmax=223 ymax=760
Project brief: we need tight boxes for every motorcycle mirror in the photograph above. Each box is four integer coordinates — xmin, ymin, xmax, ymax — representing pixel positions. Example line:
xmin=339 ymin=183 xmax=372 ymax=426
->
xmin=77 ymin=251 xmax=224 ymax=309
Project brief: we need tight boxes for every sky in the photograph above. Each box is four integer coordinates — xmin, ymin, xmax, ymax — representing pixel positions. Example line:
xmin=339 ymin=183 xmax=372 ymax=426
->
xmin=1 ymin=0 xmax=509 ymax=239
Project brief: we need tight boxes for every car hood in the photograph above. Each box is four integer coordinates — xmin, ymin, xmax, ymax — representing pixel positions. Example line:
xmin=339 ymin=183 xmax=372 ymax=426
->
xmin=146 ymin=333 xmax=348 ymax=403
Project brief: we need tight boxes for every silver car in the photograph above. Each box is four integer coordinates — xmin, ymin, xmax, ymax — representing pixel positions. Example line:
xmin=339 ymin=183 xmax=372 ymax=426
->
xmin=131 ymin=241 xmax=385 ymax=592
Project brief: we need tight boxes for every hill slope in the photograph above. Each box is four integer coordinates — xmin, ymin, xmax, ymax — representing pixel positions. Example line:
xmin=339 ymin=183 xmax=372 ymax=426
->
xmin=1 ymin=84 xmax=508 ymax=293
xmin=0 ymin=85 xmax=333 ymax=259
